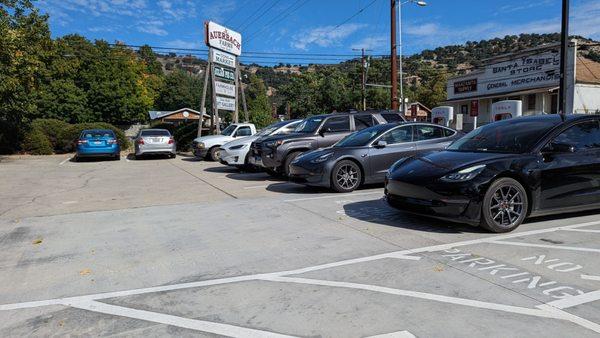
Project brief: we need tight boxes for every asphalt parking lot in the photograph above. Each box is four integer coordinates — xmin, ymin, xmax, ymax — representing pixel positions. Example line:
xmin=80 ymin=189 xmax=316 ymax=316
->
xmin=0 ymin=154 xmax=599 ymax=337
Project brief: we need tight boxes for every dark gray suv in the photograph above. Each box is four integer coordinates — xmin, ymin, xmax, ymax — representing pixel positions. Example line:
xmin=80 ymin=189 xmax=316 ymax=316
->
xmin=250 ymin=110 xmax=406 ymax=176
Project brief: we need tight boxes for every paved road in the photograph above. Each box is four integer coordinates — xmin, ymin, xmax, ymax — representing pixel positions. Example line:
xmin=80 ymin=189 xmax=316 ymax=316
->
xmin=0 ymin=155 xmax=599 ymax=337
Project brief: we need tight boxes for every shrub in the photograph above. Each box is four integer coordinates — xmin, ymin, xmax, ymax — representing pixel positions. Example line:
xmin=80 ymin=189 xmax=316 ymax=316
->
xmin=21 ymin=127 xmax=53 ymax=155
xmin=30 ymin=119 xmax=71 ymax=152
xmin=173 ymin=123 xmax=199 ymax=151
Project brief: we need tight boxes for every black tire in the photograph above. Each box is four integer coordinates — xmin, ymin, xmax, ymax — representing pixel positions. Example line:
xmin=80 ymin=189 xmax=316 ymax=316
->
xmin=73 ymin=156 xmax=79 ymax=162
xmin=330 ymin=160 xmax=362 ymax=193
xmin=209 ymin=147 xmax=221 ymax=161
xmin=265 ymin=168 xmax=282 ymax=177
xmin=480 ymin=178 xmax=528 ymax=233
xmin=170 ymin=153 xmax=176 ymax=159
xmin=284 ymin=151 xmax=302 ymax=177
xmin=134 ymin=154 xmax=141 ymax=160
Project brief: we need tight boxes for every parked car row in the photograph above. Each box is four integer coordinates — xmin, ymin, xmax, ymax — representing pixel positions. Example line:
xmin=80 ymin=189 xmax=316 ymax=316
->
xmin=198 ymin=112 xmax=600 ymax=233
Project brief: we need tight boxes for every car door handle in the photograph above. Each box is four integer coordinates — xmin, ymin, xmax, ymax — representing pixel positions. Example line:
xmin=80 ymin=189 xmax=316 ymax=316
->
xmin=361 ymin=153 xmax=368 ymax=157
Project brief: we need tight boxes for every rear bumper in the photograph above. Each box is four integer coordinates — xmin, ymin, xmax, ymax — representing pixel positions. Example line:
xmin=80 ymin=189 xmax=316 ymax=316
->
xmin=136 ymin=145 xmax=176 ymax=156
xmin=384 ymin=178 xmax=481 ymax=225
xmin=76 ymin=145 xmax=120 ymax=157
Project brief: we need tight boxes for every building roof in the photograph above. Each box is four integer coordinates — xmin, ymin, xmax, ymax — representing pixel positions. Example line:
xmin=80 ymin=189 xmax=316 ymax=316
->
xmin=148 ymin=108 xmax=209 ymax=120
xmin=576 ymin=57 xmax=600 ymax=85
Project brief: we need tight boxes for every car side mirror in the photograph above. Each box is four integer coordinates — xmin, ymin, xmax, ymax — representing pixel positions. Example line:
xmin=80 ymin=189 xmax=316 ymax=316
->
xmin=374 ymin=140 xmax=387 ymax=148
xmin=543 ymin=142 xmax=576 ymax=154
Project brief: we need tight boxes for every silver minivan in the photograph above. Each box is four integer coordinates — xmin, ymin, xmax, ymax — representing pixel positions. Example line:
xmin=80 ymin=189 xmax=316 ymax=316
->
xmin=134 ymin=129 xmax=176 ymax=159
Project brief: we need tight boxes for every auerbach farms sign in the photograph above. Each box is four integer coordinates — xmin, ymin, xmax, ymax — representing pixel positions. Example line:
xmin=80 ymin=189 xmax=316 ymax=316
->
xmin=205 ymin=21 xmax=242 ymax=56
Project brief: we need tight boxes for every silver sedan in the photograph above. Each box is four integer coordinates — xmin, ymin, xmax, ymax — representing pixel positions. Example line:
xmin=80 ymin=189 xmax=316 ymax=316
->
xmin=134 ymin=129 xmax=176 ymax=159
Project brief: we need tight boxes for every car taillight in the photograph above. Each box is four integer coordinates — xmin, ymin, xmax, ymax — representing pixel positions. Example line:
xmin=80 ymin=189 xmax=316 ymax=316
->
xmin=107 ymin=139 xmax=117 ymax=145
xmin=168 ymin=137 xmax=174 ymax=144
xmin=77 ymin=140 xmax=87 ymax=145
xmin=137 ymin=138 xmax=145 ymax=145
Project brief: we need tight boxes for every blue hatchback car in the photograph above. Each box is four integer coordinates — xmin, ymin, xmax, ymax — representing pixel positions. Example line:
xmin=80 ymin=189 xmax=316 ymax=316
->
xmin=75 ymin=129 xmax=121 ymax=161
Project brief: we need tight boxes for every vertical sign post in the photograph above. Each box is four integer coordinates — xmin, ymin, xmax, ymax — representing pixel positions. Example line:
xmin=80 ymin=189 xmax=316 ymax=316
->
xmin=203 ymin=21 xmax=242 ymax=134
xmin=470 ymin=100 xmax=479 ymax=129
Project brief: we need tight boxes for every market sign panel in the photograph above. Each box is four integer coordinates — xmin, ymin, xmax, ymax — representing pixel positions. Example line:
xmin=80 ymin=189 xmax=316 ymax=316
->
xmin=205 ymin=21 xmax=242 ymax=56
xmin=447 ymin=49 xmax=567 ymax=100
xmin=212 ymin=49 xmax=236 ymax=68
xmin=214 ymin=81 xmax=236 ymax=98
xmin=216 ymin=96 xmax=236 ymax=111
xmin=214 ymin=66 xmax=236 ymax=81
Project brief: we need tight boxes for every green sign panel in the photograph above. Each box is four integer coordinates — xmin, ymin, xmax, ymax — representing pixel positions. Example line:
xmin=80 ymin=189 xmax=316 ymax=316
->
xmin=213 ymin=66 xmax=235 ymax=81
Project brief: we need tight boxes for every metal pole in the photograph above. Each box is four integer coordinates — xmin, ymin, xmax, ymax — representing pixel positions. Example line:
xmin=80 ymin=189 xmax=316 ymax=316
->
xmin=558 ymin=0 xmax=569 ymax=115
xmin=198 ymin=51 xmax=211 ymax=137
xmin=210 ymin=63 xmax=219 ymax=134
xmin=361 ymin=48 xmax=366 ymax=110
xmin=390 ymin=0 xmax=398 ymax=110
xmin=398 ymin=1 xmax=404 ymax=114
xmin=239 ymin=68 xmax=248 ymax=122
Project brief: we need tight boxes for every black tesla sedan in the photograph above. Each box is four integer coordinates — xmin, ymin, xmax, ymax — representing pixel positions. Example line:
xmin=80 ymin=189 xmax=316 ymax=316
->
xmin=385 ymin=114 xmax=600 ymax=233
xmin=289 ymin=122 xmax=462 ymax=192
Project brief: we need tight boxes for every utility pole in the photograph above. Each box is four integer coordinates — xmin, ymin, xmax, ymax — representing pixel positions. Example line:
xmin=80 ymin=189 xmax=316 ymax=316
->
xmin=390 ymin=0 xmax=398 ymax=111
xmin=558 ymin=0 xmax=570 ymax=115
xmin=353 ymin=48 xmax=372 ymax=110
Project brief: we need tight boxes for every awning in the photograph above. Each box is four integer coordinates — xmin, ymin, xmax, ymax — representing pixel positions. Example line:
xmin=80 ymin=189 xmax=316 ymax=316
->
xmin=444 ymin=86 xmax=559 ymax=103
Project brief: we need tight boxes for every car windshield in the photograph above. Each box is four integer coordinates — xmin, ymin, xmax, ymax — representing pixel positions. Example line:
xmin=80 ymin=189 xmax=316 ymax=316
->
xmin=257 ymin=124 xmax=281 ymax=136
xmin=221 ymin=125 xmax=237 ymax=136
xmin=294 ymin=116 xmax=324 ymax=133
xmin=141 ymin=130 xmax=170 ymax=137
xmin=81 ymin=130 xmax=114 ymax=139
xmin=447 ymin=118 xmax=558 ymax=153
xmin=334 ymin=127 xmax=388 ymax=147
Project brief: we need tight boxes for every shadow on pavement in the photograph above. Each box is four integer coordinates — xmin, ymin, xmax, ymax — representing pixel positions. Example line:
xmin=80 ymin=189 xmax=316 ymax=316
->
xmin=526 ymin=208 xmax=600 ymax=224
xmin=342 ymin=198 xmax=486 ymax=234
xmin=203 ymin=165 xmax=237 ymax=173
xmin=266 ymin=182 xmax=329 ymax=194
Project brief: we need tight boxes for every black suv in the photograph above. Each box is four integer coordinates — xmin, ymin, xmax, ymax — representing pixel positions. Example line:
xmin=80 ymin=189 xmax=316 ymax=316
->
xmin=250 ymin=110 xmax=406 ymax=176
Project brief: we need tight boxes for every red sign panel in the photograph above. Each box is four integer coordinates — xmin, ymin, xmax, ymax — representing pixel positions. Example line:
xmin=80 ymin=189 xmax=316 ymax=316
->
xmin=410 ymin=105 xmax=418 ymax=118
xmin=470 ymin=100 xmax=479 ymax=117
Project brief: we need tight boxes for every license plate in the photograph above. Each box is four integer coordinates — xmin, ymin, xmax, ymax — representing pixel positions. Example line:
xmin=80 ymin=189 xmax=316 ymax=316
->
xmin=151 ymin=138 xmax=161 ymax=143
xmin=94 ymin=141 xmax=102 ymax=145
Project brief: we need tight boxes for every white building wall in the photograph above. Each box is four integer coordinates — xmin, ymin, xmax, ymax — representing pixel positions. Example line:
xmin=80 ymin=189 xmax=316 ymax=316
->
xmin=574 ymin=84 xmax=600 ymax=114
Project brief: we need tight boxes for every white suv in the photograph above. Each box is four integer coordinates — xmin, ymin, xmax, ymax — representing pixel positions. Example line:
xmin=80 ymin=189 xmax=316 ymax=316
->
xmin=192 ymin=123 xmax=256 ymax=161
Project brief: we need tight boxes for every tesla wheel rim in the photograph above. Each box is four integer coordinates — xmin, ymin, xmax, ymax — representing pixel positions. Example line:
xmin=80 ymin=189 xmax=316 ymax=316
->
xmin=489 ymin=185 xmax=524 ymax=228
xmin=336 ymin=165 xmax=358 ymax=189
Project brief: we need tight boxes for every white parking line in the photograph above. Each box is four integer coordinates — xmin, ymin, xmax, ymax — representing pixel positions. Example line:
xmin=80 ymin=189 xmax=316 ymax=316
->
xmin=284 ymin=191 xmax=381 ymax=202
xmin=561 ymin=229 xmax=600 ymax=234
xmin=489 ymin=241 xmax=600 ymax=253
xmin=59 ymin=157 xmax=72 ymax=165
xmin=545 ymin=290 xmax=600 ymax=310
xmin=68 ymin=300 xmax=293 ymax=338
xmin=365 ymin=330 xmax=416 ymax=338
xmin=581 ymin=275 xmax=600 ymax=282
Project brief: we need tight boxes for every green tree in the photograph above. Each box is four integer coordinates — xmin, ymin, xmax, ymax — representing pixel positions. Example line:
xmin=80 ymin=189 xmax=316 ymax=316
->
xmin=155 ymin=70 xmax=204 ymax=111
xmin=0 ymin=0 xmax=53 ymax=153
xmin=246 ymin=74 xmax=273 ymax=128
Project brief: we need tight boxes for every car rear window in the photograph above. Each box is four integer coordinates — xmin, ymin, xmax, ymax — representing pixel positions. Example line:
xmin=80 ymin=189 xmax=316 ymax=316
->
xmin=381 ymin=113 xmax=403 ymax=123
xmin=141 ymin=130 xmax=171 ymax=137
xmin=81 ymin=130 xmax=114 ymax=138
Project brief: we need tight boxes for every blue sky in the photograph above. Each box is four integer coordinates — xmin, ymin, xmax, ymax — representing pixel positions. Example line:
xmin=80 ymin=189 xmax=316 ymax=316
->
xmin=38 ymin=0 xmax=600 ymax=64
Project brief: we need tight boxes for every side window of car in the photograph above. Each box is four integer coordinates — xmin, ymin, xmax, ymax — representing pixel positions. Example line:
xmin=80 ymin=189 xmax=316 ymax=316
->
xmin=322 ymin=116 xmax=350 ymax=132
xmin=551 ymin=121 xmax=600 ymax=150
xmin=443 ymin=128 xmax=456 ymax=137
xmin=236 ymin=126 xmax=252 ymax=137
xmin=354 ymin=115 xmax=375 ymax=131
xmin=380 ymin=126 xmax=413 ymax=145
xmin=414 ymin=125 xmax=445 ymax=141
xmin=381 ymin=113 xmax=403 ymax=123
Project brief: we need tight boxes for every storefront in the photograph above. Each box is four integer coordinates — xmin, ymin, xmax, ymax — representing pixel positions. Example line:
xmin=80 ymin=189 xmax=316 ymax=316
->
xmin=442 ymin=40 xmax=600 ymax=131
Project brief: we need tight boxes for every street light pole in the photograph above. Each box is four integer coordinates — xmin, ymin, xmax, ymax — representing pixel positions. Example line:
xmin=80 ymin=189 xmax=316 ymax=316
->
xmin=558 ymin=0 xmax=570 ymax=115
xmin=398 ymin=1 xmax=404 ymax=113
xmin=390 ymin=0 xmax=398 ymax=111
xmin=353 ymin=48 xmax=372 ymax=110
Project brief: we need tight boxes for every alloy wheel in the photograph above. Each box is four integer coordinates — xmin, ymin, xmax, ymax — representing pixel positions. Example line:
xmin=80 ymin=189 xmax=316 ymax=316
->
xmin=336 ymin=164 xmax=359 ymax=190
xmin=489 ymin=185 xmax=524 ymax=229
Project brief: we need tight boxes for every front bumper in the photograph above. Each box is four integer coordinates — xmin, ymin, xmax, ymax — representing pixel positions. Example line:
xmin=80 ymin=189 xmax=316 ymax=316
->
xmin=288 ymin=163 xmax=329 ymax=187
xmin=219 ymin=147 xmax=248 ymax=166
xmin=193 ymin=148 xmax=209 ymax=158
xmin=384 ymin=178 xmax=482 ymax=225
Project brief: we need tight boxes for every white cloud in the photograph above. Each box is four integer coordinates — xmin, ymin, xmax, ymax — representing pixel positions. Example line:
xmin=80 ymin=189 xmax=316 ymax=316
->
xmin=137 ymin=20 xmax=168 ymax=36
xmin=201 ymin=0 xmax=236 ymax=23
xmin=405 ymin=23 xmax=439 ymax=37
xmin=350 ymin=36 xmax=387 ymax=50
xmin=291 ymin=24 xmax=365 ymax=50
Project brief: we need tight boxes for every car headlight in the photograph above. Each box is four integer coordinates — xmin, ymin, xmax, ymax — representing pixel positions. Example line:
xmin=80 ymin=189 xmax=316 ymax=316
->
xmin=197 ymin=142 xmax=205 ymax=149
xmin=229 ymin=144 xmax=247 ymax=150
xmin=441 ymin=164 xmax=486 ymax=182
xmin=265 ymin=140 xmax=284 ymax=148
xmin=310 ymin=152 xmax=334 ymax=164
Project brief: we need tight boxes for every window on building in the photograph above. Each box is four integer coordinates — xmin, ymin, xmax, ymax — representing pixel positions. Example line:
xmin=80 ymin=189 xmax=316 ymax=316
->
xmin=460 ymin=105 xmax=469 ymax=114
xmin=550 ymin=94 xmax=558 ymax=114
xmin=527 ymin=94 xmax=536 ymax=111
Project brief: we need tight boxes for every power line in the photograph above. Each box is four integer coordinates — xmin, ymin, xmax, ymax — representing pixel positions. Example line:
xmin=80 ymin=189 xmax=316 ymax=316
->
xmin=245 ymin=0 xmax=311 ymax=43
xmin=235 ymin=1 xmax=269 ymax=30
xmin=238 ymin=0 xmax=283 ymax=32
